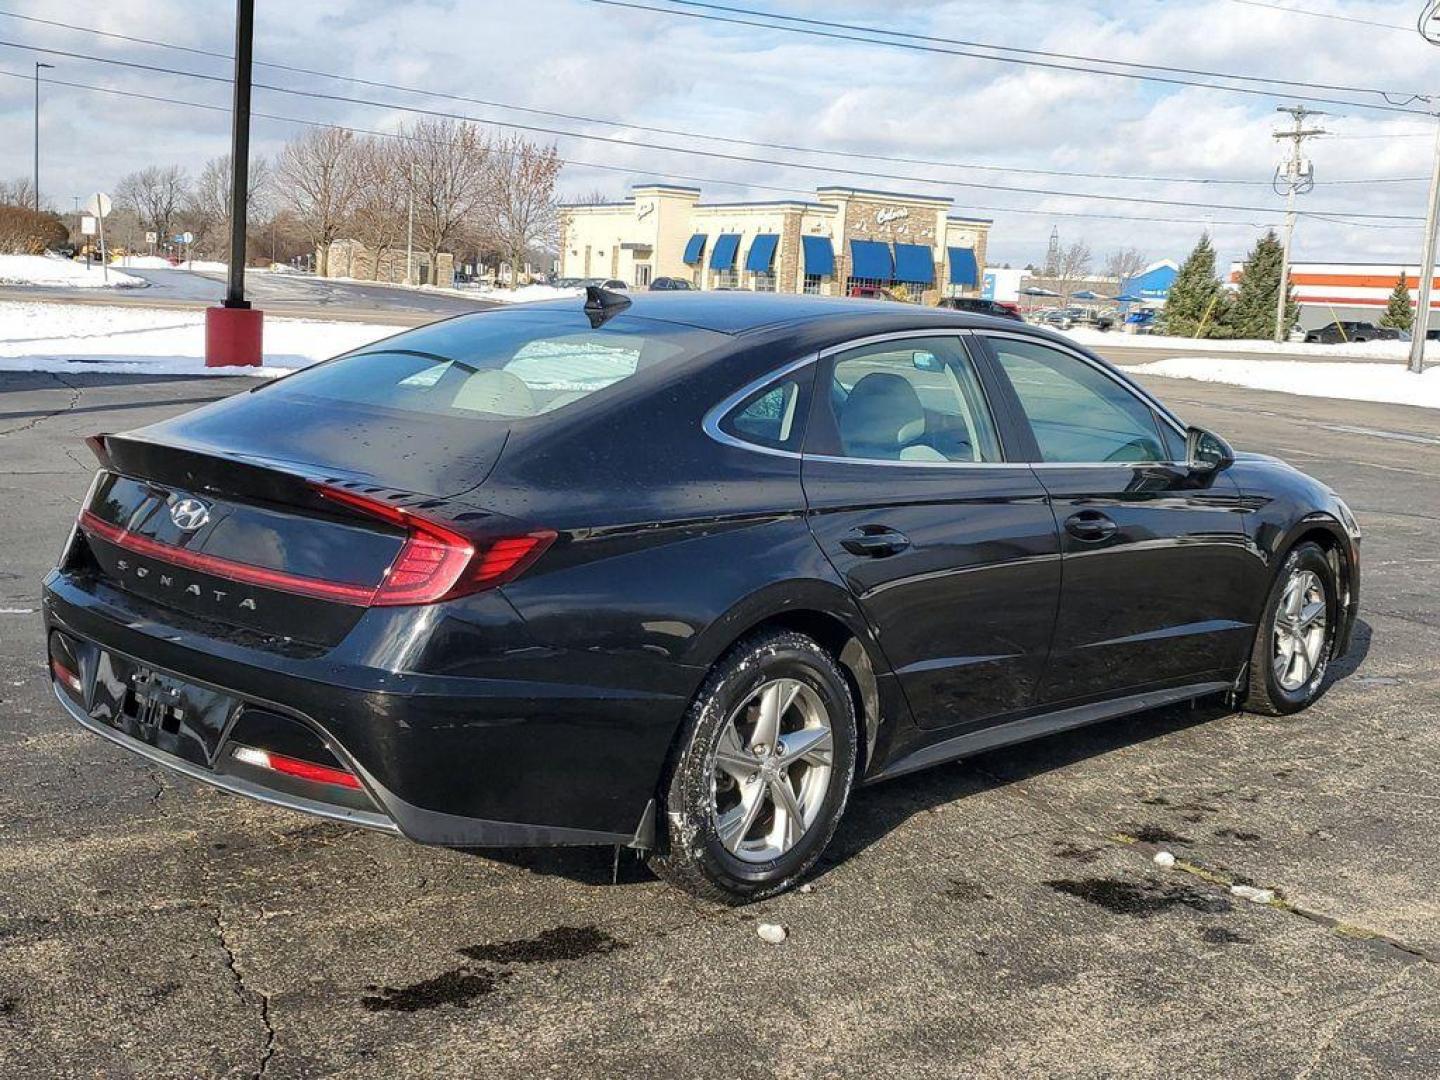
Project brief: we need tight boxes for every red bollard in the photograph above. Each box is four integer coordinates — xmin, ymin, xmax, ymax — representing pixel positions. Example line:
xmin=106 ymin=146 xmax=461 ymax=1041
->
xmin=205 ymin=305 xmax=264 ymax=367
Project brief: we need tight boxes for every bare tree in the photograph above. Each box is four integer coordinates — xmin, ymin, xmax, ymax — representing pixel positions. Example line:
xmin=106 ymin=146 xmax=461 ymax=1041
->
xmin=116 ymin=165 xmax=190 ymax=250
xmin=186 ymin=154 xmax=273 ymax=259
xmin=403 ymin=118 xmax=489 ymax=285
xmin=348 ymin=138 xmax=409 ymax=280
xmin=568 ymin=187 xmax=612 ymax=206
xmin=1051 ymin=240 xmax=1093 ymax=305
xmin=275 ymin=128 xmax=359 ymax=275
xmin=1102 ymin=246 xmax=1149 ymax=291
xmin=488 ymin=136 xmax=561 ymax=289
xmin=0 ymin=177 xmax=36 ymax=208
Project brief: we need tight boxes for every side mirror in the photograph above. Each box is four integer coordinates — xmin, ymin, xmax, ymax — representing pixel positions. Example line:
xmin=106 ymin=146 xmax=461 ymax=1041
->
xmin=1185 ymin=425 xmax=1234 ymax=472
xmin=912 ymin=351 xmax=943 ymax=372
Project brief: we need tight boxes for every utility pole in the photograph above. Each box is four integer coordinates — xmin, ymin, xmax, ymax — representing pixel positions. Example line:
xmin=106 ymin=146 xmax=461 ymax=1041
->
xmin=1409 ymin=116 xmax=1440 ymax=373
xmin=33 ymin=62 xmax=53 ymax=211
xmin=1272 ymin=106 xmax=1325 ymax=344
xmin=406 ymin=160 xmax=415 ymax=287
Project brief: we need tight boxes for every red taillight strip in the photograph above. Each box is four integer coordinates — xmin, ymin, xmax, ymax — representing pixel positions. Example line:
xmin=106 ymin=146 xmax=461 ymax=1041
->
xmin=231 ymin=744 xmax=362 ymax=790
xmin=78 ymin=509 xmax=378 ymax=605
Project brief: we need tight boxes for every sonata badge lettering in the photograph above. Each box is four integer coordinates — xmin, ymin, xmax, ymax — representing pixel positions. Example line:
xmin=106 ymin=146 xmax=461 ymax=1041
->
xmin=115 ymin=558 xmax=257 ymax=610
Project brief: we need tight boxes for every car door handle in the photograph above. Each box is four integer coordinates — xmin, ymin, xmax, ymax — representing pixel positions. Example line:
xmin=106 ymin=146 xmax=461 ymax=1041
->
xmin=841 ymin=527 xmax=911 ymax=558
xmin=1064 ymin=510 xmax=1118 ymax=543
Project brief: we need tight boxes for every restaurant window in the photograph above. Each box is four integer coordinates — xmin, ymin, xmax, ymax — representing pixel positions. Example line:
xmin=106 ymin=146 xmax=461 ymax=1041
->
xmin=715 ymin=268 xmax=739 ymax=289
xmin=635 ymin=265 xmax=652 ymax=287
xmin=803 ymin=274 xmax=824 ymax=295
xmin=751 ymin=271 xmax=777 ymax=293
xmin=845 ymin=277 xmax=888 ymax=297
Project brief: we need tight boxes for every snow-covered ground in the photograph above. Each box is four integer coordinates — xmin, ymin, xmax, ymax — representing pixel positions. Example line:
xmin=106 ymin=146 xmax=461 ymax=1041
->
xmin=1133 ymin=356 xmax=1440 ymax=409
xmin=470 ymin=283 xmax=583 ymax=304
xmin=0 ymin=254 xmax=145 ymax=289
xmin=1060 ymin=325 xmax=1432 ymax=362
xmin=0 ymin=301 xmax=404 ymax=378
xmin=114 ymin=255 xmax=230 ymax=273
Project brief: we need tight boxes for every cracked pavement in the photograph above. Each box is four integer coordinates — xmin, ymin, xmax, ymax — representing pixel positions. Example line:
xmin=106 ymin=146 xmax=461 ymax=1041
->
xmin=0 ymin=365 xmax=1437 ymax=1078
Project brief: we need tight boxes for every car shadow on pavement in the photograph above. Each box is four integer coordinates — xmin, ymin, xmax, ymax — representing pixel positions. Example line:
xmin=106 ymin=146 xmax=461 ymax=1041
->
xmin=463 ymin=624 xmax=1373 ymax=893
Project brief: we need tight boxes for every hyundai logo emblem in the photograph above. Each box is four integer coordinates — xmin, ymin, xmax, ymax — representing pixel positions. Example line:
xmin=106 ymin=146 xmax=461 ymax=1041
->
xmin=169 ymin=497 xmax=211 ymax=532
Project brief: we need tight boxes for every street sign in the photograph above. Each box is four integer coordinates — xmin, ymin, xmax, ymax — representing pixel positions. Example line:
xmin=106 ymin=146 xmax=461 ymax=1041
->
xmin=80 ymin=216 xmax=96 ymax=237
xmin=145 ymin=231 xmax=157 ymax=244
xmin=181 ymin=231 xmax=194 ymax=245
xmin=84 ymin=192 xmax=112 ymax=219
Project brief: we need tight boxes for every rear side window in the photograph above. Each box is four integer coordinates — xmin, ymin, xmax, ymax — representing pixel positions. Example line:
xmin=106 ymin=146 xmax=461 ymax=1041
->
xmin=811 ymin=336 xmax=1001 ymax=464
xmin=988 ymin=338 xmax=1168 ymax=464
xmin=262 ymin=311 xmax=725 ymax=420
xmin=720 ymin=377 xmax=807 ymax=451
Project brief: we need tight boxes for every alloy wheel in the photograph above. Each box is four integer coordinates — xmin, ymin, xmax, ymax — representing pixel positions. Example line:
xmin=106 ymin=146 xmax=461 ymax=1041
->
xmin=710 ymin=678 xmax=835 ymax=863
xmin=1273 ymin=568 xmax=1327 ymax=692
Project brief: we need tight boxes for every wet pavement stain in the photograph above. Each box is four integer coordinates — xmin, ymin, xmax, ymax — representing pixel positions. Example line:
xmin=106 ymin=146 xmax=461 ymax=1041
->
xmin=361 ymin=968 xmax=510 ymax=1013
xmin=1200 ymin=927 xmax=1252 ymax=945
xmin=460 ymin=925 xmax=627 ymax=965
xmin=944 ymin=879 xmax=994 ymax=903
xmin=1046 ymin=877 xmax=1233 ymax=918
xmin=1052 ymin=841 xmax=1105 ymax=864
xmin=1123 ymin=824 xmax=1194 ymax=844
xmin=1214 ymin=828 xmax=1262 ymax=842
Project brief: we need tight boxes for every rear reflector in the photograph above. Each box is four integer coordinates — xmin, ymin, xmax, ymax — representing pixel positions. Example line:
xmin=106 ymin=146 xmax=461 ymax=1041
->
xmin=50 ymin=657 xmax=83 ymax=695
xmin=231 ymin=745 xmax=362 ymax=790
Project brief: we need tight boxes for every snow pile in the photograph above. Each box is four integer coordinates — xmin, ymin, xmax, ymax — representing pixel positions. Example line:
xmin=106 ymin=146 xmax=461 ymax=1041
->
xmin=1132 ymin=356 xmax=1440 ymax=409
xmin=471 ymin=284 xmax=584 ymax=304
xmin=114 ymin=255 xmax=175 ymax=269
xmin=1060 ymin=325 xmax=1431 ymax=362
xmin=0 ymin=254 xmax=145 ymax=289
xmin=0 ymin=300 xmax=404 ymax=377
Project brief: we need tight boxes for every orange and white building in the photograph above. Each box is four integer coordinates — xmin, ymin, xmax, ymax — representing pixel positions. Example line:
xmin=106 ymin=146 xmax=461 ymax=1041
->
xmin=1228 ymin=262 xmax=1435 ymax=330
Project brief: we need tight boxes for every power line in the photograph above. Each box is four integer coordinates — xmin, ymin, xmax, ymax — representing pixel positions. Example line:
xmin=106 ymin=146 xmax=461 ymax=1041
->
xmin=589 ymin=0 xmax=1436 ymax=112
xmin=0 ymin=7 xmax=1364 ymax=192
xmin=0 ymin=66 xmax=1305 ymax=232
xmin=0 ymin=38 xmax=1420 ymax=223
xmin=1223 ymin=0 xmax=1413 ymax=32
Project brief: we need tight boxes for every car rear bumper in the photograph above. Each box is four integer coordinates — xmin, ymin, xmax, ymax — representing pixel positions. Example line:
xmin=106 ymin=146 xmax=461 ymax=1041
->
xmin=43 ymin=572 xmax=681 ymax=849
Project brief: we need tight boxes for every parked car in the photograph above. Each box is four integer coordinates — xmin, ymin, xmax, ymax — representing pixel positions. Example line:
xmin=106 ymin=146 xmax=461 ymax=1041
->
xmin=1304 ymin=321 xmax=1402 ymax=344
xmin=1037 ymin=307 xmax=1087 ymax=330
xmin=650 ymin=277 xmax=693 ymax=291
xmin=1124 ymin=309 xmax=1158 ymax=333
xmin=553 ymin=277 xmax=582 ymax=289
xmin=847 ymin=285 xmax=905 ymax=301
xmin=44 ymin=292 xmax=1360 ymax=902
xmin=579 ymin=277 xmax=627 ymax=290
xmin=935 ymin=297 xmax=1023 ymax=322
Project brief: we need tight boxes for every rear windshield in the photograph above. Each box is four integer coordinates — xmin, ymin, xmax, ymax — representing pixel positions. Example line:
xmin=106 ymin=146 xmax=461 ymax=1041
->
xmin=262 ymin=309 xmax=725 ymax=420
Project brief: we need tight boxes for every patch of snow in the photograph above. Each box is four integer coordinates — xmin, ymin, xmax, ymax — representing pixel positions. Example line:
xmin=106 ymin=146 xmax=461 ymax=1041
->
xmin=1060 ymin=326 xmax=1431 ymax=362
xmin=0 ymin=300 xmax=404 ymax=378
xmin=1230 ymin=884 xmax=1276 ymax=904
xmin=1131 ymin=356 xmax=1440 ymax=409
xmin=1154 ymin=851 xmax=1177 ymax=868
xmin=471 ymin=284 xmax=584 ymax=304
xmin=0 ymin=254 xmax=145 ymax=289
xmin=757 ymin=923 xmax=788 ymax=944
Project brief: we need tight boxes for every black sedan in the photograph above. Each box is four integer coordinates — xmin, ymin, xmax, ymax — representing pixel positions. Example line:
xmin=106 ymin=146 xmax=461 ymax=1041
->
xmin=43 ymin=290 xmax=1360 ymax=902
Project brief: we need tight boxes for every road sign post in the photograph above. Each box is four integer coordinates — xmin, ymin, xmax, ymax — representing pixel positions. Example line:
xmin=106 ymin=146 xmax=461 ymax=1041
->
xmin=84 ymin=192 xmax=111 ymax=284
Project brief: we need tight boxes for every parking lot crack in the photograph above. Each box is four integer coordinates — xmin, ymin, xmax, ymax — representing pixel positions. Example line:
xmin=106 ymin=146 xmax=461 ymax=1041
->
xmin=210 ymin=907 xmax=276 ymax=1079
xmin=0 ymin=372 xmax=82 ymax=438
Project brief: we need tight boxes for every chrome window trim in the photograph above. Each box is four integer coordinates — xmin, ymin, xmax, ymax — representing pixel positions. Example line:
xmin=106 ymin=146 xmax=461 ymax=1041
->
xmin=702 ymin=326 xmax=1193 ymax=471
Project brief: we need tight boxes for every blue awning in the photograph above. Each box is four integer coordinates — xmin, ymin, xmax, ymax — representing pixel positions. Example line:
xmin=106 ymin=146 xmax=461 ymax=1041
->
xmin=893 ymin=244 xmax=935 ymax=285
xmin=801 ymin=235 xmax=834 ymax=276
xmin=709 ymin=233 xmax=741 ymax=270
xmin=745 ymin=234 xmax=779 ymax=273
xmin=682 ymin=233 xmax=707 ymax=266
xmin=849 ymin=239 xmax=892 ymax=281
xmin=947 ymin=247 xmax=978 ymax=286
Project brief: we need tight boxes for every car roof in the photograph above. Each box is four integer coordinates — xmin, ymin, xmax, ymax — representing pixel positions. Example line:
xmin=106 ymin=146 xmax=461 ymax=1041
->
xmin=513 ymin=290 xmax=1032 ymax=336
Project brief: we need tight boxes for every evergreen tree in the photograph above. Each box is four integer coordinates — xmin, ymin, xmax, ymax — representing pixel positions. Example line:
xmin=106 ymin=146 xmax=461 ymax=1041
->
xmin=1162 ymin=233 xmax=1229 ymax=338
xmin=1226 ymin=230 xmax=1298 ymax=339
xmin=1380 ymin=275 xmax=1414 ymax=331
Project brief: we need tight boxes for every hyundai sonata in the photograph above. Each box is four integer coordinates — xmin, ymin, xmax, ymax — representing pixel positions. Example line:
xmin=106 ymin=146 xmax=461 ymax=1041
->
xmin=43 ymin=289 xmax=1359 ymax=901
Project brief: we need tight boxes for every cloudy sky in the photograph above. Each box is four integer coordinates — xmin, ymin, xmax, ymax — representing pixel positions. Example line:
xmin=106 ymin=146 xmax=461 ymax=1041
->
xmin=0 ymin=0 xmax=1436 ymax=270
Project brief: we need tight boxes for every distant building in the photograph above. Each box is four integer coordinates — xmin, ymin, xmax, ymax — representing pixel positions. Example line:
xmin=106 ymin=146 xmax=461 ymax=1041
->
xmin=558 ymin=184 xmax=992 ymax=300
xmin=1122 ymin=260 xmax=1180 ymax=304
xmin=321 ymin=239 xmax=453 ymax=286
xmin=1228 ymin=262 xmax=1432 ymax=330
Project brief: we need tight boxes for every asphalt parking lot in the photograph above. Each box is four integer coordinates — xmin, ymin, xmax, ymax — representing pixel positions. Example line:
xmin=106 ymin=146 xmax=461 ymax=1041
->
xmin=1 ymin=366 xmax=1437 ymax=1078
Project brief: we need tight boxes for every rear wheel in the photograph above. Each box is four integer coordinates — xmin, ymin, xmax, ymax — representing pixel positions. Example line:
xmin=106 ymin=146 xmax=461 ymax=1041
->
xmin=647 ymin=630 xmax=857 ymax=904
xmin=1243 ymin=542 xmax=1336 ymax=716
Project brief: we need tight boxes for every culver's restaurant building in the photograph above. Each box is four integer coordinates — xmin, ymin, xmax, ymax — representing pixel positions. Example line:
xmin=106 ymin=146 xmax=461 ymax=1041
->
xmin=558 ymin=184 xmax=991 ymax=300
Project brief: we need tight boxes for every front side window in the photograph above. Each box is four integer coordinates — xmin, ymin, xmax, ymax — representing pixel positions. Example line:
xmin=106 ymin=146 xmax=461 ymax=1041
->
xmin=988 ymin=337 xmax=1168 ymax=464
xmin=815 ymin=337 xmax=1001 ymax=463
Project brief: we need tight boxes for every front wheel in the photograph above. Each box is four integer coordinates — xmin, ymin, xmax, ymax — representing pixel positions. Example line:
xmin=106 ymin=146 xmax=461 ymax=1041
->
xmin=647 ymin=630 xmax=858 ymax=904
xmin=1243 ymin=542 xmax=1336 ymax=716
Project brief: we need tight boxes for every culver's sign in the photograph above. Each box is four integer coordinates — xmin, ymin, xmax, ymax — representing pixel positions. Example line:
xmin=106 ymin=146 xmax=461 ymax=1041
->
xmin=875 ymin=206 xmax=910 ymax=226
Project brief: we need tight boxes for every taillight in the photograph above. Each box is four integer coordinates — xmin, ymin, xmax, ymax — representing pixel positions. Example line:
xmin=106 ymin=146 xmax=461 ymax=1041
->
xmin=231 ymin=745 xmax=362 ymax=790
xmin=51 ymin=657 xmax=83 ymax=696
xmin=314 ymin=485 xmax=555 ymax=606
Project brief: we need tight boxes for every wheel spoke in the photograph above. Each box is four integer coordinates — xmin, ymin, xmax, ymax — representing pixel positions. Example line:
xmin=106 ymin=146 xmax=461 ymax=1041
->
xmin=752 ymin=679 xmax=799 ymax=751
xmin=1297 ymin=600 xmax=1325 ymax=631
xmin=714 ymin=723 xmax=760 ymax=780
xmin=778 ymin=725 xmax=833 ymax=767
xmin=716 ymin=780 xmax=768 ymax=853
xmin=769 ymin=775 xmax=806 ymax=850
xmin=1283 ymin=578 xmax=1303 ymax=619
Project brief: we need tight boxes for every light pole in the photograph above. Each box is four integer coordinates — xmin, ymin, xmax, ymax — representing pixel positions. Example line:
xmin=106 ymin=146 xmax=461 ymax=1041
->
xmin=1409 ymin=3 xmax=1440 ymax=372
xmin=33 ymin=62 xmax=53 ymax=211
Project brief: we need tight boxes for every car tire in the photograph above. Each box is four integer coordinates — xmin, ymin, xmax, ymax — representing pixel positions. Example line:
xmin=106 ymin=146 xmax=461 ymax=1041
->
xmin=647 ymin=630 xmax=858 ymax=904
xmin=1242 ymin=542 xmax=1337 ymax=716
